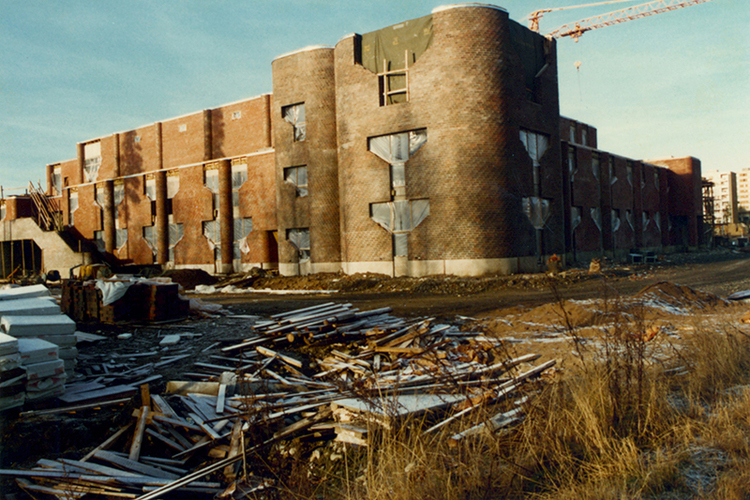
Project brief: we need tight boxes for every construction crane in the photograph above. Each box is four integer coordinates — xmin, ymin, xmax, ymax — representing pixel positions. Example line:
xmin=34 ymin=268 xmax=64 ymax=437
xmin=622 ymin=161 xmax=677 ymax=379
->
xmin=529 ymin=0 xmax=713 ymax=41
xmin=528 ymin=0 xmax=635 ymax=32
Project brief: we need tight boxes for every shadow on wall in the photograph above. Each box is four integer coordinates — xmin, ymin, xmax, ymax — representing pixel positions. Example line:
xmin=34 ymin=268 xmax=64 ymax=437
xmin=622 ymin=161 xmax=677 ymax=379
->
xmin=212 ymin=108 xmax=225 ymax=159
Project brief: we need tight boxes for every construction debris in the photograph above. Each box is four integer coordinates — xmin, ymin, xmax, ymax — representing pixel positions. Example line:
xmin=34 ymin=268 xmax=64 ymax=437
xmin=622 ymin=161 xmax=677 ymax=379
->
xmin=1 ymin=301 xmax=555 ymax=499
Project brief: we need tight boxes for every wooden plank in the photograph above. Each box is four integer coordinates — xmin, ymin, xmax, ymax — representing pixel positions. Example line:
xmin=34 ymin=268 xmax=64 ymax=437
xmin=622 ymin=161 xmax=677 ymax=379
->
xmin=188 ymin=412 xmax=221 ymax=440
xmin=150 ymin=394 xmax=177 ymax=418
xmin=216 ymin=383 xmax=226 ymax=414
xmin=19 ymin=397 xmax=131 ymax=418
xmin=256 ymin=346 xmax=303 ymax=368
xmin=140 ymin=384 xmax=151 ymax=410
xmin=94 ymin=450 xmax=179 ymax=480
xmin=152 ymin=413 xmax=202 ymax=432
xmin=58 ymin=458 xmax=146 ymax=478
xmin=58 ymin=385 xmax=137 ymax=405
xmin=129 ymin=406 xmax=150 ymax=462
xmin=145 ymin=427 xmax=185 ymax=452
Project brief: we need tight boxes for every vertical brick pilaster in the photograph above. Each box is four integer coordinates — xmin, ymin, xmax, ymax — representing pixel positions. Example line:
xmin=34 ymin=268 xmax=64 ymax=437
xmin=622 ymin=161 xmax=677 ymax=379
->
xmin=218 ymin=159 xmax=233 ymax=273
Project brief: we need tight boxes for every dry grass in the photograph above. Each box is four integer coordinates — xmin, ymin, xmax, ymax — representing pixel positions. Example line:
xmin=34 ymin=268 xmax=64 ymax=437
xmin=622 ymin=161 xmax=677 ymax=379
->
xmin=267 ymin=302 xmax=750 ymax=500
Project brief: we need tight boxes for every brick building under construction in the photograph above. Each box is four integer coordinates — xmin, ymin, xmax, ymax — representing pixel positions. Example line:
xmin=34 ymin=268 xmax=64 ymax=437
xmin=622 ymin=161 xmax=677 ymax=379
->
xmin=1 ymin=4 xmax=703 ymax=278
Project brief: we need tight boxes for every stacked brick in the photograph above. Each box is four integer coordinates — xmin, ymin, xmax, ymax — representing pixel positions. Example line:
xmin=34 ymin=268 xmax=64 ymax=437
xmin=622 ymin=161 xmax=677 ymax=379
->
xmin=62 ymin=280 xmax=189 ymax=325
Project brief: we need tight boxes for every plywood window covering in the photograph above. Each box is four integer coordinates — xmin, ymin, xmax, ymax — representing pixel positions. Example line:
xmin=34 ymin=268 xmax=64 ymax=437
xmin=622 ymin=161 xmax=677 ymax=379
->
xmin=379 ymin=51 xmax=410 ymax=106
xmin=83 ymin=142 xmax=102 ymax=183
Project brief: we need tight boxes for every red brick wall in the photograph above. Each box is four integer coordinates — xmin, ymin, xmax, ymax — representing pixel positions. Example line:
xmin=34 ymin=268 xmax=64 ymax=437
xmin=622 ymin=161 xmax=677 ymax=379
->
xmin=273 ymin=47 xmax=340 ymax=267
xmin=171 ymin=164 xmax=214 ymax=267
xmin=334 ymin=6 xmax=562 ymax=265
xmin=212 ymin=95 xmax=273 ymax=159
xmin=119 ymin=126 xmax=159 ymax=176
xmin=162 ymin=112 xmax=208 ymax=169
xmin=238 ymin=152 xmax=278 ymax=265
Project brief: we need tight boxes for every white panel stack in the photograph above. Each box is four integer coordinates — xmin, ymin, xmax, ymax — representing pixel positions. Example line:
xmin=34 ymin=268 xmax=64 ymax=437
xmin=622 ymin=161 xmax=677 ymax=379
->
xmin=1 ymin=315 xmax=78 ymax=372
xmin=18 ymin=338 xmax=66 ymax=401
xmin=0 ymin=332 xmax=26 ymax=411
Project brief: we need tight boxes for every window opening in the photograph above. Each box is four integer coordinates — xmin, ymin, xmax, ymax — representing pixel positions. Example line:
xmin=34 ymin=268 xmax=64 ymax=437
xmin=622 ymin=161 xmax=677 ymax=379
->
xmin=83 ymin=142 xmax=101 ymax=183
xmin=625 ymin=209 xmax=634 ymax=229
xmin=69 ymin=189 xmax=79 ymax=226
xmin=51 ymin=167 xmax=62 ymax=196
xmin=286 ymin=228 xmax=310 ymax=262
xmin=581 ymin=128 xmax=588 ymax=147
xmin=233 ymin=217 xmax=253 ymax=259
xmin=519 ymin=129 xmax=549 ymax=168
xmin=143 ymin=225 xmax=156 ymax=258
xmin=282 ymin=103 xmax=306 ymax=142
xmin=284 ymin=166 xmax=308 ymax=197
xmin=592 ymin=153 xmax=600 ymax=181
xmin=167 ymin=171 xmax=179 ymax=223
xmin=116 ymin=228 xmax=127 ymax=249
xmin=169 ymin=223 xmax=183 ymax=261
xmin=571 ymin=206 xmax=582 ymax=231
xmin=203 ymin=220 xmax=221 ymax=260
xmin=568 ymin=147 xmax=577 ymax=181
xmin=94 ymin=230 xmax=105 ymax=252
xmin=204 ymin=165 xmax=220 ymax=215
xmin=522 ymin=197 xmax=551 ymax=229
xmin=569 ymin=123 xmax=576 ymax=143
xmin=0 ymin=202 xmax=5 ymax=221
xmin=626 ymin=162 xmax=633 ymax=186
xmin=609 ymin=157 xmax=617 ymax=185
xmin=231 ymin=162 xmax=248 ymax=215
xmin=591 ymin=207 xmax=602 ymax=231
xmin=368 ymin=129 xmax=427 ymax=197
xmin=611 ymin=209 xmax=621 ymax=232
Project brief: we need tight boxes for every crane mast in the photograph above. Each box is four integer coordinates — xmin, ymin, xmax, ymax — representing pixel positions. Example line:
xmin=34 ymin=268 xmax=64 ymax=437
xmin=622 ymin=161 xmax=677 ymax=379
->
xmin=530 ymin=0 xmax=713 ymax=41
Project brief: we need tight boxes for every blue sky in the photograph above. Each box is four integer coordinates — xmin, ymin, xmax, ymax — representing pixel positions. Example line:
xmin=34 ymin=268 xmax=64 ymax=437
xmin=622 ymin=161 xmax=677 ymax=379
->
xmin=1 ymin=0 xmax=747 ymax=194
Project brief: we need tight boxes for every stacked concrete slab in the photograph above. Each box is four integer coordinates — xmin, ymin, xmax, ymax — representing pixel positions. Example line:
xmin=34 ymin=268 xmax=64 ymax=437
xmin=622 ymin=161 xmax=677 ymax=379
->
xmin=0 ymin=284 xmax=79 ymax=406
xmin=0 ymin=332 xmax=25 ymax=411
xmin=17 ymin=338 xmax=66 ymax=401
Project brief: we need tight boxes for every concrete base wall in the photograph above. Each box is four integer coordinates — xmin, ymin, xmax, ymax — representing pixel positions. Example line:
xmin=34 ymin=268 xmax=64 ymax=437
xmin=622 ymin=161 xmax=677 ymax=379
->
xmin=0 ymin=219 xmax=83 ymax=274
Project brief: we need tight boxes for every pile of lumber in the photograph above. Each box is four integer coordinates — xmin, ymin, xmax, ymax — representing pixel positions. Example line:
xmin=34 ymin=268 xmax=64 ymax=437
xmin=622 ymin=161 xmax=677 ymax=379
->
xmin=2 ymin=302 xmax=555 ymax=499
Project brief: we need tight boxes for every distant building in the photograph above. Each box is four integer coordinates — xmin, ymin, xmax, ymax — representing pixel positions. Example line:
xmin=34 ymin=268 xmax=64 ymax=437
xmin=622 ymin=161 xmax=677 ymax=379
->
xmin=2 ymin=4 xmax=704 ymax=278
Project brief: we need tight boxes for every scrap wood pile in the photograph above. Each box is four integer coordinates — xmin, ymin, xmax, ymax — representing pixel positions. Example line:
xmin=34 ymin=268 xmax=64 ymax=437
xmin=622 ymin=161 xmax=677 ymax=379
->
xmin=3 ymin=302 xmax=556 ymax=499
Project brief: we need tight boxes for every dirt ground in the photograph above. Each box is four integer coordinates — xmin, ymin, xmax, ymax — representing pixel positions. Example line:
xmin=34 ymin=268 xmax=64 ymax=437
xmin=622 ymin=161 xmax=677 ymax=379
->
xmin=2 ymin=247 xmax=750 ymax=498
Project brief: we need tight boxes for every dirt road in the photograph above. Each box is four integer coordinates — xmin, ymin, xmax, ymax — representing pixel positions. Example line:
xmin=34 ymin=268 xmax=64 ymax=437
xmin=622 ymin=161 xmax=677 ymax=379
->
xmin=203 ymin=249 xmax=750 ymax=319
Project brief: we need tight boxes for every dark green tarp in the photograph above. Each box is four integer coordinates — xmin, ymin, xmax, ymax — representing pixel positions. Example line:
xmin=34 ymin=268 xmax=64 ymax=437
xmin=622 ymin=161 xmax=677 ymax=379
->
xmin=360 ymin=14 xmax=433 ymax=74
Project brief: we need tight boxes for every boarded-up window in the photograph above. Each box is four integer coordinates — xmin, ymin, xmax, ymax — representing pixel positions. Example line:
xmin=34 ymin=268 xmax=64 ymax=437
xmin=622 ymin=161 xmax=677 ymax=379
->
xmin=284 ymin=166 xmax=308 ymax=197
xmin=282 ymin=103 xmax=306 ymax=142
xmin=568 ymin=148 xmax=577 ymax=181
